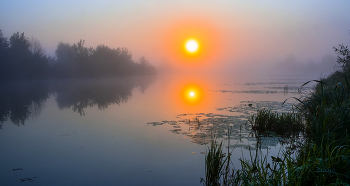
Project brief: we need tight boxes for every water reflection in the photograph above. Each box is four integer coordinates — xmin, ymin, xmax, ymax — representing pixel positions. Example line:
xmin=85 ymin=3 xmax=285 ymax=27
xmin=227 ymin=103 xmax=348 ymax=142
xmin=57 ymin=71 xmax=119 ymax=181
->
xmin=148 ymin=100 xmax=295 ymax=147
xmin=165 ymin=75 xmax=216 ymax=114
xmin=181 ymin=84 xmax=204 ymax=105
xmin=54 ymin=77 xmax=155 ymax=115
xmin=0 ymin=81 xmax=49 ymax=128
xmin=147 ymin=77 xmax=314 ymax=148
xmin=0 ymin=76 xmax=156 ymax=127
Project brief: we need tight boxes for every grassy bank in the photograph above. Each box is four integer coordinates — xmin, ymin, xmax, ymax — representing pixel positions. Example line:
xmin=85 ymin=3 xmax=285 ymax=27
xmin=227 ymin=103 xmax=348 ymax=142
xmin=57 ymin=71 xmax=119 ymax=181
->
xmin=201 ymin=71 xmax=350 ymax=185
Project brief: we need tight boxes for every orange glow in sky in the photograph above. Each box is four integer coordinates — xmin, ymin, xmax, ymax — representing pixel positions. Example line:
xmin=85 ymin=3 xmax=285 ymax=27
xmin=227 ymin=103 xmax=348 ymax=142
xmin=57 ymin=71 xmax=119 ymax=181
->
xmin=162 ymin=18 xmax=222 ymax=67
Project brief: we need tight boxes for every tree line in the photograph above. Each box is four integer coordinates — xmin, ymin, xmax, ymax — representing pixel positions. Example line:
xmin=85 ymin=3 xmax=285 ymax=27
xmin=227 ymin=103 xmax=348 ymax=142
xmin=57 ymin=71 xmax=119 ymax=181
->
xmin=0 ymin=30 xmax=156 ymax=80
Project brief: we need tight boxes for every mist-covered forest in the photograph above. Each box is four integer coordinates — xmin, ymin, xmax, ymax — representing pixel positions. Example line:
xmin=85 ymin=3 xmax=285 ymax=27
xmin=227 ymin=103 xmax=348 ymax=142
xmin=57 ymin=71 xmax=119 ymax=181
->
xmin=0 ymin=30 xmax=157 ymax=80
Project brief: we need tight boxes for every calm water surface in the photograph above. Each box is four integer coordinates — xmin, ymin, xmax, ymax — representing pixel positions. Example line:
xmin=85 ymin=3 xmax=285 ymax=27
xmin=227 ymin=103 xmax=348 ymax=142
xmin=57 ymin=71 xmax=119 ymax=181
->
xmin=0 ymin=74 xmax=317 ymax=185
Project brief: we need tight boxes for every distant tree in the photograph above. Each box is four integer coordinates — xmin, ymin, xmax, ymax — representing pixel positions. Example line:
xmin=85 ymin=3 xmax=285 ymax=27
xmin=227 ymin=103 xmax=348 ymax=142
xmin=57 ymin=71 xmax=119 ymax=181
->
xmin=50 ymin=42 xmax=73 ymax=78
xmin=334 ymin=44 xmax=350 ymax=71
xmin=70 ymin=40 xmax=93 ymax=64
xmin=112 ymin=47 xmax=135 ymax=76
xmin=138 ymin=56 xmax=157 ymax=75
xmin=55 ymin=42 xmax=71 ymax=64
xmin=30 ymin=36 xmax=46 ymax=58
xmin=0 ymin=30 xmax=9 ymax=54
xmin=0 ymin=30 xmax=10 ymax=80
xmin=51 ymin=39 xmax=157 ymax=78
xmin=7 ymin=32 xmax=32 ymax=79
xmin=6 ymin=32 xmax=48 ymax=79
xmin=1 ymin=32 xmax=157 ymax=80
xmin=28 ymin=36 xmax=49 ymax=79
xmin=47 ymin=55 xmax=56 ymax=65
xmin=69 ymin=40 xmax=93 ymax=77
xmin=91 ymin=45 xmax=135 ymax=77
xmin=9 ymin=32 xmax=31 ymax=53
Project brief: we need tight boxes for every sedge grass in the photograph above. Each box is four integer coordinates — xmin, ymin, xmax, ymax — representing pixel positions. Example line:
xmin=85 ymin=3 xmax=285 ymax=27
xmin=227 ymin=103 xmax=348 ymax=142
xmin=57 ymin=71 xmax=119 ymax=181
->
xmin=202 ymin=74 xmax=350 ymax=185
xmin=201 ymin=139 xmax=231 ymax=186
xmin=249 ymin=109 xmax=304 ymax=137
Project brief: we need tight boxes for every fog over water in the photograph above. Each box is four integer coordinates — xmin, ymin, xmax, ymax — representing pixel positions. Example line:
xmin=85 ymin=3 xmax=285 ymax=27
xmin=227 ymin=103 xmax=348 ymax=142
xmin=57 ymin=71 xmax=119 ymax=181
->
xmin=1 ymin=1 xmax=350 ymax=185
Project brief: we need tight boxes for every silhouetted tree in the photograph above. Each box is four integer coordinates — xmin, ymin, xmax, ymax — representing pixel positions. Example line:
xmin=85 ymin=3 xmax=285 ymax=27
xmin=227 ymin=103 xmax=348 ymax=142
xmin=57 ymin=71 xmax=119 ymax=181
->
xmin=61 ymin=40 xmax=156 ymax=78
xmin=0 ymin=30 xmax=10 ymax=80
xmin=27 ymin=37 xmax=49 ymax=79
xmin=0 ymin=31 xmax=156 ymax=80
xmin=50 ymin=42 xmax=72 ymax=78
xmin=69 ymin=40 xmax=94 ymax=77
xmin=138 ymin=56 xmax=157 ymax=75
xmin=7 ymin=32 xmax=32 ymax=79
xmin=0 ymin=32 xmax=48 ymax=80
xmin=90 ymin=45 xmax=135 ymax=77
xmin=9 ymin=32 xmax=31 ymax=54
xmin=55 ymin=42 xmax=71 ymax=64
xmin=334 ymin=44 xmax=350 ymax=71
xmin=30 ymin=37 xmax=46 ymax=58
xmin=0 ymin=30 xmax=9 ymax=55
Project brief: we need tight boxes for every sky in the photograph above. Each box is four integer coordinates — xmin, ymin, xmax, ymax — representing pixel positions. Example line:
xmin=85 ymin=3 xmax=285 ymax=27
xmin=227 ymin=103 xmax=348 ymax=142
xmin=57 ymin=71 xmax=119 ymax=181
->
xmin=1 ymin=0 xmax=350 ymax=77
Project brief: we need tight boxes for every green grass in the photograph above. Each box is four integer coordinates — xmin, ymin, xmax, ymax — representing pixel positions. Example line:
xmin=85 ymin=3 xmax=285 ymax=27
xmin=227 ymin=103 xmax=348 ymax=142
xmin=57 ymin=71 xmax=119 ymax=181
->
xmin=201 ymin=139 xmax=231 ymax=186
xmin=202 ymin=72 xmax=350 ymax=185
xmin=249 ymin=108 xmax=304 ymax=137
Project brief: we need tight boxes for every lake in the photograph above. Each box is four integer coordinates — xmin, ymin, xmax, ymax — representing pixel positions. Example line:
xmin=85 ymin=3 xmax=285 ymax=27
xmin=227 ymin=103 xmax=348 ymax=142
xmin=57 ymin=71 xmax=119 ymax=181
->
xmin=0 ymin=74 xmax=318 ymax=185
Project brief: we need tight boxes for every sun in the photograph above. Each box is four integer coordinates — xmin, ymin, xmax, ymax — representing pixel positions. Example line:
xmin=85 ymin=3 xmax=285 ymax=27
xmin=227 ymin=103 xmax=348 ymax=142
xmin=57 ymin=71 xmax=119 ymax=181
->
xmin=190 ymin=92 xmax=195 ymax=96
xmin=185 ymin=39 xmax=199 ymax=53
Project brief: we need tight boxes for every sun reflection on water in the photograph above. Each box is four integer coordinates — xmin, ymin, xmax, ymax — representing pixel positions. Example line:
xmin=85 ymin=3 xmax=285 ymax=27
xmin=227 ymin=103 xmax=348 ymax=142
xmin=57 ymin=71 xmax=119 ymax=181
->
xmin=181 ymin=84 xmax=204 ymax=105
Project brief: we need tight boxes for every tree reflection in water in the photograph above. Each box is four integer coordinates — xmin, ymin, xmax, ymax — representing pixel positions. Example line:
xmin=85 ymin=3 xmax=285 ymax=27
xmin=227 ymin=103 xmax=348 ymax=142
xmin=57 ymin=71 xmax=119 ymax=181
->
xmin=0 ymin=81 xmax=49 ymax=128
xmin=0 ymin=76 xmax=156 ymax=127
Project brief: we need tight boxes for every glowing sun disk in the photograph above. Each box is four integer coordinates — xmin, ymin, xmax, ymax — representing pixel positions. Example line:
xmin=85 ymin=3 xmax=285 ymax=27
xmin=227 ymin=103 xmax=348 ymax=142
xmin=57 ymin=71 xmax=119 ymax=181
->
xmin=186 ymin=40 xmax=198 ymax=53
xmin=190 ymin=92 xmax=195 ymax=96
